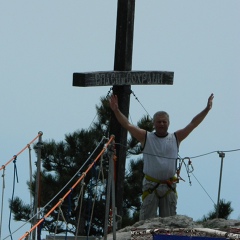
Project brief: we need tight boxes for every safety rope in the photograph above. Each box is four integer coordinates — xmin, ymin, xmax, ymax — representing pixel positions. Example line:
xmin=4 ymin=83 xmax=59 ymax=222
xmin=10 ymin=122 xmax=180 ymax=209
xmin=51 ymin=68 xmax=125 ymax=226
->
xmin=53 ymin=198 xmax=69 ymax=240
xmin=0 ymin=132 xmax=42 ymax=240
xmin=65 ymin=192 xmax=73 ymax=239
xmin=54 ymin=202 xmax=62 ymax=238
xmin=27 ymin=144 xmax=34 ymax=230
xmin=0 ymin=166 xmax=6 ymax=240
xmin=87 ymin=165 xmax=95 ymax=236
xmin=3 ymin=136 xmax=107 ymax=240
xmin=75 ymin=179 xmax=85 ymax=239
xmin=9 ymin=155 xmax=19 ymax=240
xmin=19 ymin=135 xmax=115 ymax=240
xmin=38 ymin=218 xmax=44 ymax=240
xmin=87 ymin=153 xmax=105 ymax=236
xmin=0 ymin=132 xmax=42 ymax=172
xmin=3 ymin=137 xmax=106 ymax=240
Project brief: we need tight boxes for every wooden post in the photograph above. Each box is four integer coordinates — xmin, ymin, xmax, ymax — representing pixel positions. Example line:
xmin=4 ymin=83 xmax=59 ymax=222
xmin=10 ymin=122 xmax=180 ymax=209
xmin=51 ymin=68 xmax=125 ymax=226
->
xmin=111 ymin=0 xmax=135 ymax=224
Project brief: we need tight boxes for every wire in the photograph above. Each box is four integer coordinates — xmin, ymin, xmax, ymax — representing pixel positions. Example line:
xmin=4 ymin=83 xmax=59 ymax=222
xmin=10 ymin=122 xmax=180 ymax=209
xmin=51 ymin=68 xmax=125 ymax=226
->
xmin=188 ymin=149 xmax=240 ymax=159
xmin=117 ymin=141 xmax=240 ymax=160
xmin=191 ymin=172 xmax=216 ymax=205
xmin=130 ymin=90 xmax=152 ymax=119
xmin=87 ymin=87 xmax=113 ymax=133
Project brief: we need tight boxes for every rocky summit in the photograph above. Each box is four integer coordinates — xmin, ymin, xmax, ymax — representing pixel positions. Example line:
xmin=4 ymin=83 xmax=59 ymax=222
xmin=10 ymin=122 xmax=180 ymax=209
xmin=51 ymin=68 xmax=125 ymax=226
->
xmin=107 ymin=215 xmax=240 ymax=240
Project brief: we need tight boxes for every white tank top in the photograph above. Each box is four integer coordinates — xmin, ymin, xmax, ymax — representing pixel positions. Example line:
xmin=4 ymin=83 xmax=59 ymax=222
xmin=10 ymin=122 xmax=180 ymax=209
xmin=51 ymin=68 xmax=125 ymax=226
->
xmin=142 ymin=132 xmax=178 ymax=180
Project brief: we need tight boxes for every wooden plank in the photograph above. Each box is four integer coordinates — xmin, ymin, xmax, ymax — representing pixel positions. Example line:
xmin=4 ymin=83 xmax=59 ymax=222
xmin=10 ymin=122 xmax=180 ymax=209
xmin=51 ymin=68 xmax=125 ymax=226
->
xmin=73 ymin=71 xmax=174 ymax=87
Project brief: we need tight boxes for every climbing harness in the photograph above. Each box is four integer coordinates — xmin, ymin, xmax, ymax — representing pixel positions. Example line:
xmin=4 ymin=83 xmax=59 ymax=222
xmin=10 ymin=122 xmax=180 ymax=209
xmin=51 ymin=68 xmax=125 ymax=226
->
xmin=141 ymin=156 xmax=195 ymax=201
xmin=142 ymin=175 xmax=179 ymax=201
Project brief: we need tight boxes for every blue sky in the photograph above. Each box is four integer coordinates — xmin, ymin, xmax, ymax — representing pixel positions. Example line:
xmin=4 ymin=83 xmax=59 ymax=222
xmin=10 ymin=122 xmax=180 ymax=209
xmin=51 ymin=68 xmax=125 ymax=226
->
xmin=0 ymin=1 xmax=240 ymax=239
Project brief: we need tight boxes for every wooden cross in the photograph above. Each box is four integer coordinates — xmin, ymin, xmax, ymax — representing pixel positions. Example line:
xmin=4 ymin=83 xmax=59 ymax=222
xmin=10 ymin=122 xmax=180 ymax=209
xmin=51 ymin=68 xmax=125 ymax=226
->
xmin=72 ymin=0 xmax=174 ymax=224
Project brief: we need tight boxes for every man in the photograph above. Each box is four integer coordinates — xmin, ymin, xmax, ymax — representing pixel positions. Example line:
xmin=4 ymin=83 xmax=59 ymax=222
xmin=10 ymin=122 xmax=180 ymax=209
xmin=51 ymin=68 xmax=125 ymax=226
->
xmin=109 ymin=93 xmax=214 ymax=220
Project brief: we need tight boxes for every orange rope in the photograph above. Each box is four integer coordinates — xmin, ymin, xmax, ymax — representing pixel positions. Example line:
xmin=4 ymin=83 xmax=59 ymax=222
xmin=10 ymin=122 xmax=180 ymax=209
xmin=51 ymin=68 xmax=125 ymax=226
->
xmin=0 ymin=132 xmax=43 ymax=171
xmin=19 ymin=135 xmax=115 ymax=240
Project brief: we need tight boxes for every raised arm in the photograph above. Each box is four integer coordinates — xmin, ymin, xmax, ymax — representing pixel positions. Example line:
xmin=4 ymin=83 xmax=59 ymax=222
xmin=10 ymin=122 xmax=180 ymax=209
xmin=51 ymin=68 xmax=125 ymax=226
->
xmin=175 ymin=93 xmax=214 ymax=144
xmin=109 ymin=94 xmax=146 ymax=145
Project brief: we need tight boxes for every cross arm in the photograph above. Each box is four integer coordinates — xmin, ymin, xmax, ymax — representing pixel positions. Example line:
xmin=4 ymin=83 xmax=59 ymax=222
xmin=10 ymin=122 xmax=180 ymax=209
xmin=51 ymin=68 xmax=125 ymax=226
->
xmin=73 ymin=71 xmax=174 ymax=87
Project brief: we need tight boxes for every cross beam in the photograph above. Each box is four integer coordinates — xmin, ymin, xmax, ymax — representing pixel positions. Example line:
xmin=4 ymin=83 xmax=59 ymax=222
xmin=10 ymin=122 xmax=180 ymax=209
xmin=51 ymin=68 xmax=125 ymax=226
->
xmin=73 ymin=71 xmax=174 ymax=87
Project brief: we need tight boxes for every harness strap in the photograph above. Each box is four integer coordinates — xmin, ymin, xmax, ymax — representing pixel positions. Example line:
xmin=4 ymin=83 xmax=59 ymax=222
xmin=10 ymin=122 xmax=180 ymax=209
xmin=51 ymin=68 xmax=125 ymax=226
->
xmin=142 ymin=175 xmax=178 ymax=201
xmin=145 ymin=174 xmax=179 ymax=184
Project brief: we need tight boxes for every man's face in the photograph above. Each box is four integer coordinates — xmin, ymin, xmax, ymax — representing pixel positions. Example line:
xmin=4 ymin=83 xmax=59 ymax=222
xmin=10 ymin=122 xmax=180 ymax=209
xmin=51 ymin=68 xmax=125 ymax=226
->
xmin=153 ymin=114 xmax=169 ymax=136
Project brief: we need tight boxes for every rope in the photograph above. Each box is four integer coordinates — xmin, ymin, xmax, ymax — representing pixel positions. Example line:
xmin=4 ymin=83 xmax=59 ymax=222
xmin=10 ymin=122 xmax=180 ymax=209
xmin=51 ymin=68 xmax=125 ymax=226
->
xmin=0 ymin=132 xmax=42 ymax=171
xmin=65 ymin=192 xmax=73 ymax=239
xmin=86 ymin=162 xmax=95 ymax=236
xmin=19 ymin=135 xmax=115 ymax=240
xmin=3 ymin=136 xmax=106 ymax=240
xmin=75 ymin=180 xmax=85 ymax=239
xmin=0 ymin=166 xmax=6 ymax=240
xmin=9 ymin=156 xmax=19 ymax=240
xmin=27 ymin=144 xmax=34 ymax=229
xmin=4 ymin=136 xmax=106 ymax=239
xmin=87 ymin=155 xmax=105 ymax=237
xmin=38 ymin=219 xmax=44 ymax=240
xmin=52 ymin=198 xmax=65 ymax=239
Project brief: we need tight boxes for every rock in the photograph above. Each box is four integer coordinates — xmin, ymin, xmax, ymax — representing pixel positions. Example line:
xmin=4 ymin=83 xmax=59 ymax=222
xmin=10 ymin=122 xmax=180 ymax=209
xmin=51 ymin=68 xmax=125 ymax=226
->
xmin=106 ymin=215 xmax=240 ymax=240
xmin=203 ymin=218 xmax=240 ymax=229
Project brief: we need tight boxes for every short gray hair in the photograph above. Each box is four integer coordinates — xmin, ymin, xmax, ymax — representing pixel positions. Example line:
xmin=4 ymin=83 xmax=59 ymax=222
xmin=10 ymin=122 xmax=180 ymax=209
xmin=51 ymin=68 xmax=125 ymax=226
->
xmin=153 ymin=111 xmax=170 ymax=123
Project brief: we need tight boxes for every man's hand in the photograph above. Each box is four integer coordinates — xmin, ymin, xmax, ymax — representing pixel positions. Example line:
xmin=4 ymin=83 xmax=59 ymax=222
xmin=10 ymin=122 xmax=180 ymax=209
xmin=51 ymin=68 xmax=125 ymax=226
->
xmin=109 ymin=94 xmax=119 ymax=112
xmin=207 ymin=93 xmax=214 ymax=111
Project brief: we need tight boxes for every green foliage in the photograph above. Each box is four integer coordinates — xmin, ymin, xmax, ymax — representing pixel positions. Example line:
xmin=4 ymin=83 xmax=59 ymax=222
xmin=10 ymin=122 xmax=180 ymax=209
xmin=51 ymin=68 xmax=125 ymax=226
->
xmin=201 ymin=199 xmax=234 ymax=221
xmin=9 ymin=197 xmax=31 ymax=221
xmin=9 ymin=96 xmax=145 ymax=236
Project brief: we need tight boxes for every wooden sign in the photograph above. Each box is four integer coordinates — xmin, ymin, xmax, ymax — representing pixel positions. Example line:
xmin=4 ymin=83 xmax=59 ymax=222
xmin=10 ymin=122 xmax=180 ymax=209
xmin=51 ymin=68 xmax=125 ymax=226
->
xmin=73 ymin=71 xmax=174 ymax=87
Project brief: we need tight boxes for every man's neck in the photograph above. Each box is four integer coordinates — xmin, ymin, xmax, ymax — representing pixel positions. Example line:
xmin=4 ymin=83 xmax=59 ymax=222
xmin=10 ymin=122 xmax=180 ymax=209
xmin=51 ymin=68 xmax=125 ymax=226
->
xmin=154 ymin=132 xmax=168 ymax=138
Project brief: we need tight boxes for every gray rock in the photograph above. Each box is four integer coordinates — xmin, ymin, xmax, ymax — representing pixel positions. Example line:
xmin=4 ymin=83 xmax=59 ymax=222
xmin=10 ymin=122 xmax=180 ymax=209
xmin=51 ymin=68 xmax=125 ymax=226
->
xmin=203 ymin=218 xmax=240 ymax=229
xmin=107 ymin=215 xmax=240 ymax=240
